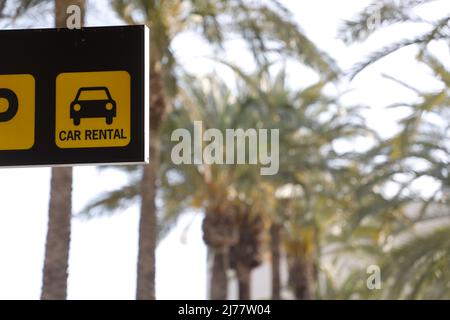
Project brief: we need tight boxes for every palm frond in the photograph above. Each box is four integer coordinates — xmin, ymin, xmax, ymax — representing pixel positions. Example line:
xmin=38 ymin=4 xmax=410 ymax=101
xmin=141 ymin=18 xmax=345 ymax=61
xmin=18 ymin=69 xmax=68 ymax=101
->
xmin=349 ymin=33 xmax=445 ymax=79
xmin=339 ymin=0 xmax=434 ymax=44
xmin=77 ymin=181 xmax=140 ymax=219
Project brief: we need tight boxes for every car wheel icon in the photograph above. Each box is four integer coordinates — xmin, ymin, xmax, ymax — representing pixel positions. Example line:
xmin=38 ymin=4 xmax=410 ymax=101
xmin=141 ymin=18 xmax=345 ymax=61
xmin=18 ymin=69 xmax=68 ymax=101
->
xmin=0 ymin=88 xmax=19 ymax=122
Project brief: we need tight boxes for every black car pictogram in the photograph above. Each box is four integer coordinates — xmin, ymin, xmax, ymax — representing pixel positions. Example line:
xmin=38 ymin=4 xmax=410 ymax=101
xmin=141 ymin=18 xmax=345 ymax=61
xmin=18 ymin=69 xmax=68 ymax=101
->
xmin=70 ymin=87 xmax=116 ymax=126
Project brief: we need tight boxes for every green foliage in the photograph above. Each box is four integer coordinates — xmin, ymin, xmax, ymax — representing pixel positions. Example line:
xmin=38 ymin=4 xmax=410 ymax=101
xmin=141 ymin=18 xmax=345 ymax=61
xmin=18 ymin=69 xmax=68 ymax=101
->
xmin=383 ymin=224 xmax=450 ymax=299
xmin=339 ymin=0 xmax=437 ymax=44
xmin=340 ymin=0 xmax=450 ymax=79
xmin=330 ymin=0 xmax=450 ymax=299
xmin=111 ymin=0 xmax=338 ymax=95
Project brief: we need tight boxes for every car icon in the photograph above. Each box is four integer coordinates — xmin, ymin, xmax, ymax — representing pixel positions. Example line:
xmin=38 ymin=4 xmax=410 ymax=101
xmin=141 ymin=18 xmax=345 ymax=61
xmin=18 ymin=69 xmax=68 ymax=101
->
xmin=70 ymin=87 xmax=116 ymax=126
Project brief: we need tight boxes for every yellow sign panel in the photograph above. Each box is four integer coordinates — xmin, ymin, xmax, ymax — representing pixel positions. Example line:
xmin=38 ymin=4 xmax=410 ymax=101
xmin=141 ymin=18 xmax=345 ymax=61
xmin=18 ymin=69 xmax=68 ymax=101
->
xmin=55 ymin=70 xmax=131 ymax=148
xmin=0 ymin=74 xmax=35 ymax=150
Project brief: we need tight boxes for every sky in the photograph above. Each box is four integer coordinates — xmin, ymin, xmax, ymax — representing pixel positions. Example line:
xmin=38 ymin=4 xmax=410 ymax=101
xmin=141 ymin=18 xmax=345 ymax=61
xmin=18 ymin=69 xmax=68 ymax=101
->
xmin=0 ymin=0 xmax=449 ymax=299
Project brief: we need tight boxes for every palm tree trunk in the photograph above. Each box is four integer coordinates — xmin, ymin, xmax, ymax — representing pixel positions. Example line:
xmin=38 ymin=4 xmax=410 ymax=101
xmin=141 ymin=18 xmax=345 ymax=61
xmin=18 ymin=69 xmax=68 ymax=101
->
xmin=210 ymin=248 xmax=228 ymax=300
xmin=289 ymin=254 xmax=314 ymax=300
xmin=236 ymin=264 xmax=251 ymax=300
xmin=41 ymin=167 xmax=72 ymax=299
xmin=41 ymin=0 xmax=84 ymax=300
xmin=136 ymin=62 xmax=165 ymax=300
xmin=270 ymin=223 xmax=281 ymax=300
xmin=136 ymin=128 xmax=158 ymax=300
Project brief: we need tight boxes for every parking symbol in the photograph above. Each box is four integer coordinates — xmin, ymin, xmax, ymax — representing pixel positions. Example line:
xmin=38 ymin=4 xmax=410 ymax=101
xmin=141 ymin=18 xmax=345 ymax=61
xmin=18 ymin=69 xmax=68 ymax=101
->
xmin=55 ymin=71 xmax=131 ymax=149
xmin=0 ymin=74 xmax=35 ymax=151
xmin=0 ymin=88 xmax=18 ymax=122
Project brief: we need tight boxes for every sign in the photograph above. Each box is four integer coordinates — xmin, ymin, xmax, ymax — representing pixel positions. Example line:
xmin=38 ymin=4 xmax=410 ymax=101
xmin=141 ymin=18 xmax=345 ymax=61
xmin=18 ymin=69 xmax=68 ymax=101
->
xmin=55 ymin=71 xmax=131 ymax=148
xmin=0 ymin=25 xmax=149 ymax=167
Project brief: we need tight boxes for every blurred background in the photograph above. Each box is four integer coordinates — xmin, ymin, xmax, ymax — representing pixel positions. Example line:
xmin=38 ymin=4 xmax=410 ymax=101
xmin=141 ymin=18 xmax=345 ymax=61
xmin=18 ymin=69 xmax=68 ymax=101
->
xmin=0 ymin=0 xmax=449 ymax=300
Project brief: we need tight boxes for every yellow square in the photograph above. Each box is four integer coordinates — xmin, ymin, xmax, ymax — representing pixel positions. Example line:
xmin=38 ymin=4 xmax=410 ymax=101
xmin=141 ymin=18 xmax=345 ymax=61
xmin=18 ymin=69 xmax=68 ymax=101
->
xmin=0 ymin=74 xmax=35 ymax=150
xmin=55 ymin=70 xmax=131 ymax=148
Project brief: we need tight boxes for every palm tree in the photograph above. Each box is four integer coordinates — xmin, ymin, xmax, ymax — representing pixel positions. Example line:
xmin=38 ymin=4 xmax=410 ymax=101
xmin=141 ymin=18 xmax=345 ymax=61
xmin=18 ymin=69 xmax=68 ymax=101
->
xmin=161 ymin=74 xmax=266 ymax=299
xmin=40 ymin=0 xmax=85 ymax=300
xmin=229 ymin=65 xmax=370 ymax=299
xmin=340 ymin=0 xmax=450 ymax=235
xmin=229 ymin=204 xmax=265 ymax=300
xmin=105 ymin=0 xmax=338 ymax=300
xmin=331 ymin=1 xmax=450 ymax=298
xmin=165 ymin=66 xmax=370 ymax=300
